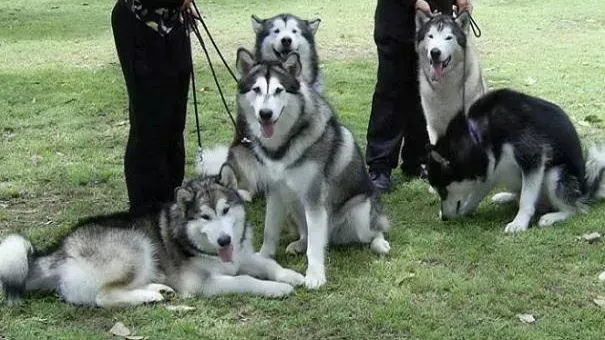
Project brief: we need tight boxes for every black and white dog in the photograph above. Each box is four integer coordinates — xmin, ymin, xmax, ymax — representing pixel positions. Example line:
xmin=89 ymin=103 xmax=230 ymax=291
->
xmin=427 ymin=89 xmax=605 ymax=233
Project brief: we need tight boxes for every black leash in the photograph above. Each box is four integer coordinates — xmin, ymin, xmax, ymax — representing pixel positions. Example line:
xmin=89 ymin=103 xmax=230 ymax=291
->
xmin=184 ymin=2 xmax=247 ymax=163
xmin=460 ymin=10 xmax=482 ymax=116
xmin=190 ymin=1 xmax=238 ymax=83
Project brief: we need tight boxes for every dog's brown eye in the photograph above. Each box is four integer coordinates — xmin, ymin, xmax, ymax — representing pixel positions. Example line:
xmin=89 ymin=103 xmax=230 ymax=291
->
xmin=428 ymin=34 xmax=434 ymax=39
xmin=252 ymin=86 xmax=261 ymax=94
xmin=222 ymin=207 xmax=230 ymax=215
xmin=201 ymin=214 xmax=211 ymax=220
xmin=445 ymin=36 xmax=453 ymax=40
xmin=274 ymin=29 xmax=280 ymax=34
xmin=292 ymin=29 xmax=297 ymax=34
xmin=275 ymin=88 xmax=283 ymax=95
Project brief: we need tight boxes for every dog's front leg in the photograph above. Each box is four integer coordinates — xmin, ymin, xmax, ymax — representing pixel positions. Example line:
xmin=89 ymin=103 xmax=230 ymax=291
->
xmin=505 ymin=168 xmax=544 ymax=233
xmin=258 ymin=189 xmax=286 ymax=258
xmin=200 ymin=275 xmax=294 ymax=298
xmin=238 ymin=253 xmax=305 ymax=287
xmin=303 ymin=205 xmax=328 ymax=289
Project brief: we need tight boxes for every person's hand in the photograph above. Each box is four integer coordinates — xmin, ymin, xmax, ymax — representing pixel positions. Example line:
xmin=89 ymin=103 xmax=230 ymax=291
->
xmin=454 ymin=0 xmax=473 ymax=14
xmin=181 ymin=0 xmax=193 ymax=11
xmin=415 ymin=0 xmax=432 ymax=15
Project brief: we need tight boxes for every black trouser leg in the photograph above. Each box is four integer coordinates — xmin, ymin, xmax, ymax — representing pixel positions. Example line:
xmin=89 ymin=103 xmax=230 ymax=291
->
xmin=366 ymin=0 xmax=452 ymax=173
xmin=111 ymin=2 xmax=191 ymax=215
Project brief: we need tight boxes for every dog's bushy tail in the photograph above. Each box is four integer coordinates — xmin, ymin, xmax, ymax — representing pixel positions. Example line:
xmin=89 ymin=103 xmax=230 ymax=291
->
xmin=0 ymin=234 xmax=34 ymax=305
xmin=585 ymin=144 xmax=605 ymax=202
xmin=195 ymin=145 xmax=229 ymax=177
xmin=370 ymin=196 xmax=390 ymax=232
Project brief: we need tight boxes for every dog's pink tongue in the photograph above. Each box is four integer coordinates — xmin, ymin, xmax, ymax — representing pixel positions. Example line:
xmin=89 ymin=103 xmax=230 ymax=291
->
xmin=217 ymin=245 xmax=234 ymax=263
xmin=261 ymin=122 xmax=274 ymax=138
xmin=431 ymin=64 xmax=445 ymax=81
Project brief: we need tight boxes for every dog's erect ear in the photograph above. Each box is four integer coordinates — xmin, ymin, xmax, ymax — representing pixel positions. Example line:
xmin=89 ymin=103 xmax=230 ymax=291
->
xmin=430 ymin=150 xmax=451 ymax=168
xmin=251 ymin=15 xmax=264 ymax=34
xmin=218 ymin=163 xmax=238 ymax=190
xmin=175 ymin=186 xmax=194 ymax=206
xmin=236 ymin=48 xmax=255 ymax=77
xmin=415 ymin=10 xmax=431 ymax=32
xmin=306 ymin=18 xmax=321 ymax=35
xmin=283 ymin=52 xmax=302 ymax=78
xmin=455 ymin=11 xmax=470 ymax=32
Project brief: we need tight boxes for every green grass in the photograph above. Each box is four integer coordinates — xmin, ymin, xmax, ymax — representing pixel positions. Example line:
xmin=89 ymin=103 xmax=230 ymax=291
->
xmin=1 ymin=0 xmax=605 ymax=338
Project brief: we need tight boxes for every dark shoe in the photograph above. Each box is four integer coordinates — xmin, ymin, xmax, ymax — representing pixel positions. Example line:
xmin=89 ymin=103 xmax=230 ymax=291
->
xmin=370 ymin=170 xmax=392 ymax=193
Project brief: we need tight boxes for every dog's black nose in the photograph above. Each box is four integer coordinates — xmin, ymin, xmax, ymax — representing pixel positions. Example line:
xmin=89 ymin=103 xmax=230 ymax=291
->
xmin=259 ymin=109 xmax=273 ymax=121
xmin=217 ymin=235 xmax=231 ymax=247
xmin=430 ymin=48 xmax=441 ymax=60
xmin=281 ymin=37 xmax=292 ymax=47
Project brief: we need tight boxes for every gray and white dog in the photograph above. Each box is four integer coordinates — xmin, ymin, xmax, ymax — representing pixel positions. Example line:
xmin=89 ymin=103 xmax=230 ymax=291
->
xmin=196 ymin=13 xmax=323 ymax=199
xmin=0 ymin=166 xmax=303 ymax=307
xmin=415 ymin=11 xmax=487 ymax=144
xmin=252 ymin=13 xmax=323 ymax=93
xmin=231 ymin=48 xmax=391 ymax=290
xmin=427 ymin=89 xmax=605 ymax=233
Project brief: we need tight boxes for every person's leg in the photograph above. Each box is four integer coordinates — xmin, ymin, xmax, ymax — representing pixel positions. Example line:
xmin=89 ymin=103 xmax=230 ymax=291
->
xmin=112 ymin=3 xmax=177 ymax=215
xmin=399 ymin=39 xmax=428 ymax=178
xmin=165 ymin=24 xmax=192 ymax=200
xmin=399 ymin=0 xmax=453 ymax=178
xmin=366 ymin=0 xmax=418 ymax=191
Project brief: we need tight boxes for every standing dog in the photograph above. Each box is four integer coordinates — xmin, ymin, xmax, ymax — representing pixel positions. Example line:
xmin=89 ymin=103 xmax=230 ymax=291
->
xmin=0 ymin=166 xmax=303 ymax=307
xmin=426 ymin=89 xmax=605 ymax=233
xmin=232 ymin=48 xmax=391 ymax=289
xmin=415 ymin=11 xmax=487 ymax=144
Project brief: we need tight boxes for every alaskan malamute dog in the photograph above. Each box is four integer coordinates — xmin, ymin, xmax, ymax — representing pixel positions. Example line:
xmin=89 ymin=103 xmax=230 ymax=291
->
xmin=252 ymin=13 xmax=322 ymax=93
xmin=427 ymin=89 xmax=605 ymax=233
xmin=196 ymin=14 xmax=323 ymax=199
xmin=0 ymin=166 xmax=303 ymax=307
xmin=232 ymin=48 xmax=391 ymax=289
xmin=415 ymin=11 xmax=487 ymax=144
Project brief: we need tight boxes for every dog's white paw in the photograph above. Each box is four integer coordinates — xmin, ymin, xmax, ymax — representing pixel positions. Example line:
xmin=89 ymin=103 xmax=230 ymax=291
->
xmin=276 ymin=268 xmax=305 ymax=287
xmin=237 ymin=189 xmax=253 ymax=202
xmin=261 ymin=282 xmax=295 ymax=298
xmin=144 ymin=283 xmax=175 ymax=299
xmin=285 ymin=239 xmax=306 ymax=255
xmin=370 ymin=237 xmax=391 ymax=255
xmin=538 ymin=212 xmax=571 ymax=227
xmin=304 ymin=268 xmax=326 ymax=290
xmin=491 ymin=192 xmax=518 ymax=205
xmin=145 ymin=283 xmax=175 ymax=294
xmin=504 ymin=221 xmax=529 ymax=234
xmin=133 ymin=290 xmax=165 ymax=304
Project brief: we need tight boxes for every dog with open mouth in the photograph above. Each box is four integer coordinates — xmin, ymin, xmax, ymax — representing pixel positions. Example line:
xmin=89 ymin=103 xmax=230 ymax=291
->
xmin=0 ymin=165 xmax=304 ymax=308
xmin=252 ymin=13 xmax=323 ymax=93
xmin=415 ymin=11 xmax=487 ymax=145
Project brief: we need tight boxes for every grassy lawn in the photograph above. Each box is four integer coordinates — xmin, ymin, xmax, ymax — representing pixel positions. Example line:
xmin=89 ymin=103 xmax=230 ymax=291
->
xmin=1 ymin=0 xmax=605 ymax=338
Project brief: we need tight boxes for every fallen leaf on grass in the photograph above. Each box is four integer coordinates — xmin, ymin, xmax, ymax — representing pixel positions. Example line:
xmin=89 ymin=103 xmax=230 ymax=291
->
xmin=598 ymin=271 xmax=605 ymax=281
xmin=581 ymin=232 xmax=601 ymax=243
xmin=396 ymin=273 xmax=416 ymax=286
xmin=593 ymin=297 xmax=605 ymax=307
xmin=109 ymin=322 xmax=131 ymax=337
xmin=524 ymin=77 xmax=536 ymax=86
xmin=165 ymin=305 xmax=196 ymax=312
xmin=31 ymin=155 xmax=42 ymax=166
xmin=517 ymin=313 xmax=535 ymax=324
